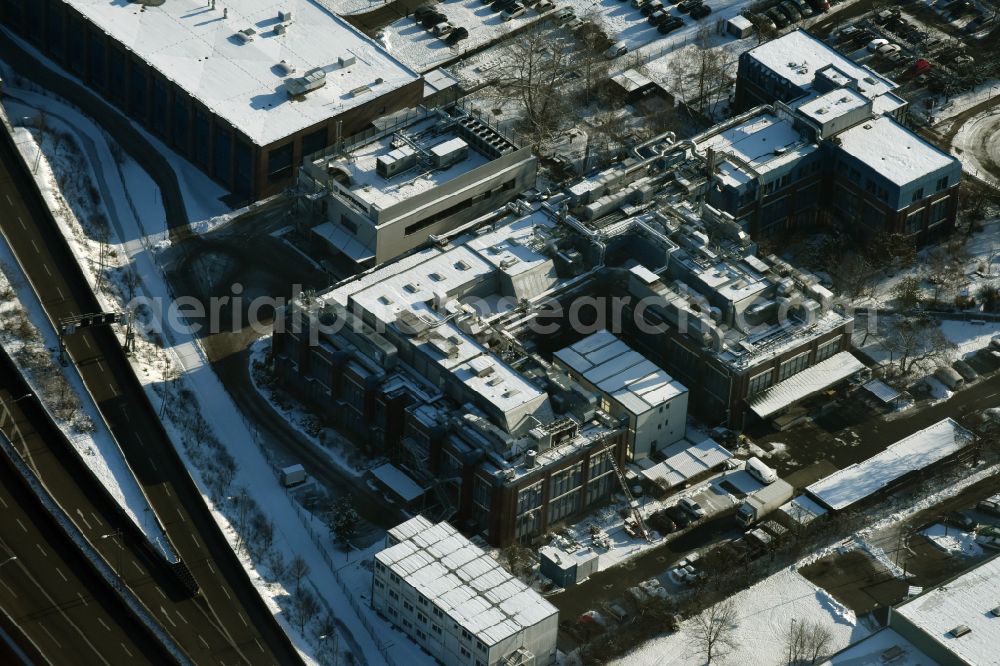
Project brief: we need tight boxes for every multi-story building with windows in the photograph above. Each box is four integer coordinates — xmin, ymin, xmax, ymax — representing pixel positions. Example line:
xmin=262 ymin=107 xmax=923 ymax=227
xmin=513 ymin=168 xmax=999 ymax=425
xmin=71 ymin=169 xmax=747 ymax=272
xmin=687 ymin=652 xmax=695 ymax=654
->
xmin=372 ymin=516 xmax=558 ymax=666
xmin=298 ymin=106 xmax=537 ymax=268
xmin=0 ymin=0 xmax=423 ymax=201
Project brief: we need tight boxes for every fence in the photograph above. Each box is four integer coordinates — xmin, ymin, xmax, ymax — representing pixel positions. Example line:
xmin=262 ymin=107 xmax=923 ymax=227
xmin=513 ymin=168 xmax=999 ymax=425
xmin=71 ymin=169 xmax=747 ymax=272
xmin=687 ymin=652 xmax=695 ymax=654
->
xmin=246 ymin=417 xmax=393 ymax=666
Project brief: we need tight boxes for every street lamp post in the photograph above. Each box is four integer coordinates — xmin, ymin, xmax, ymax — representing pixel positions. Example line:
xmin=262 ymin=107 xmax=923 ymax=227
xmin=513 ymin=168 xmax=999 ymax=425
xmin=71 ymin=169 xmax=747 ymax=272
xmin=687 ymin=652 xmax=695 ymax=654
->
xmin=101 ymin=529 xmax=125 ymax=588
xmin=0 ymin=556 xmax=17 ymax=567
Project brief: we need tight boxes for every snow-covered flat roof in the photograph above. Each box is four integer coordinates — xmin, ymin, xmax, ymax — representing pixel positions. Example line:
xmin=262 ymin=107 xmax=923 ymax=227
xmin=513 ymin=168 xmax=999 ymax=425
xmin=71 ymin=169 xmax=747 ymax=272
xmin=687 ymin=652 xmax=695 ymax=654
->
xmin=63 ymin=0 xmax=419 ymax=147
xmin=748 ymin=351 xmax=865 ymax=419
xmin=892 ymin=555 xmax=1000 ymax=666
xmin=370 ymin=463 xmax=425 ymax=503
xmin=555 ymin=331 xmax=687 ymax=416
xmin=834 ymin=116 xmax=958 ymax=187
xmin=376 ymin=518 xmax=558 ymax=645
xmin=329 ymin=118 xmax=492 ymax=211
xmin=820 ymin=628 xmax=931 ymax=666
xmin=807 ymin=418 xmax=972 ymax=511
xmin=696 ymin=113 xmax=818 ymax=188
xmin=796 ymin=88 xmax=869 ymax=124
xmin=777 ymin=494 xmax=828 ymax=527
xmin=746 ymin=30 xmax=897 ymax=100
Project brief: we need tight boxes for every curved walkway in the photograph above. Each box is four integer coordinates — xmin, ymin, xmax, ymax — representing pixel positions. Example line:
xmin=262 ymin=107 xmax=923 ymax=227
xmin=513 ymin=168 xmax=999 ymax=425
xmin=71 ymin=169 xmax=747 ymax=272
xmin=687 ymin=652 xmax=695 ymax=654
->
xmin=0 ymin=29 xmax=190 ymax=232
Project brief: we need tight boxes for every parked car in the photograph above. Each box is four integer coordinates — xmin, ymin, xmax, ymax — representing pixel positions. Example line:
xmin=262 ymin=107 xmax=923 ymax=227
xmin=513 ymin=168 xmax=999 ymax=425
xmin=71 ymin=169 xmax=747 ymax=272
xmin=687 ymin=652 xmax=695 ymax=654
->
xmin=413 ymin=5 xmax=437 ymax=19
xmin=606 ymin=41 xmax=628 ymax=58
xmin=977 ymin=495 xmax=1000 ymax=517
xmin=664 ymin=504 xmax=692 ymax=528
xmin=502 ymin=3 xmax=526 ymax=19
xmin=649 ymin=511 xmax=677 ymax=534
xmin=946 ymin=511 xmax=978 ymax=531
xmin=420 ymin=11 xmax=446 ymax=27
xmin=690 ymin=4 xmax=711 ymax=19
xmin=432 ymin=22 xmax=454 ymax=36
xmin=934 ymin=366 xmax=964 ymax=391
xmin=745 ymin=456 xmax=778 ymax=484
xmin=876 ymin=42 xmax=902 ymax=56
xmin=648 ymin=9 xmax=668 ymax=23
xmin=658 ymin=15 xmax=684 ymax=31
xmin=953 ymin=360 xmax=978 ymax=381
xmin=791 ymin=0 xmax=813 ymax=16
xmin=777 ymin=1 xmax=802 ymax=21
xmin=641 ymin=0 xmax=663 ymax=15
xmin=445 ymin=26 xmax=469 ymax=44
xmin=677 ymin=0 xmax=702 ymax=12
xmin=535 ymin=0 xmax=555 ymax=11
xmin=753 ymin=12 xmax=777 ymax=31
xmin=631 ymin=0 xmax=647 ymax=7
xmin=679 ymin=497 xmax=707 ymax=519
xmin=765 ymin=8 xmax=789 ymax=27
xmin=556 ymin=6 xmax=575 ymax=19
xmin=954 ymin=54 xmax=975 ymax=65
xmin=867 ymin=37 xmax=889 ymax=51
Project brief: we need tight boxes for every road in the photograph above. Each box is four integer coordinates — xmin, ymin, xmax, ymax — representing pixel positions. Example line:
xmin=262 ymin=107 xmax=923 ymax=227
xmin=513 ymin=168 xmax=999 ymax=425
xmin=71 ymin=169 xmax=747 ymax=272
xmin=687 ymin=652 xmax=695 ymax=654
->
xmin=0 ymin=119 xmax=301 ymax=664
xmin=0 ymin=431 xmax=173 ymax=665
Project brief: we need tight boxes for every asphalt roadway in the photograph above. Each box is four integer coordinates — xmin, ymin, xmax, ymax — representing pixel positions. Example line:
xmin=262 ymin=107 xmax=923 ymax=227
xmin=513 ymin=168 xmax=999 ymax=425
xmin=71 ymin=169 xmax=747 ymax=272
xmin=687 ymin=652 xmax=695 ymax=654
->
xmin=0 ymin=117 xmax=301 ymax=664
xmin=0 ymin=430 xmax=172 ymax=665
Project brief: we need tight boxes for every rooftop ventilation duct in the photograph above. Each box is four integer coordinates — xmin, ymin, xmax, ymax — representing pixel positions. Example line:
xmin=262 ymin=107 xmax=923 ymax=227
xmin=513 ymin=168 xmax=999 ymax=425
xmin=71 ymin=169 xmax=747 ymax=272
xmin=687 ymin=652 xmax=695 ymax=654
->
xmin=286 ymin=68 xmax=327 ymax=96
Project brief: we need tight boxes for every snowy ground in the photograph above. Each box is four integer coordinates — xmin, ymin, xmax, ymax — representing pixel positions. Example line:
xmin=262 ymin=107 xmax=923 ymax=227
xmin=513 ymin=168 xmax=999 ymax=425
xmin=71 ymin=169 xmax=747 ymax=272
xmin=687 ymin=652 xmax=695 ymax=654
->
xmin=609 ymin=567 xmax=869 ymax=666
xmin=951 ymin=106 xmax=1000 ymax=188
xmin=1 ymin=79 xmax=433 ymax=666
xmin=380 ymin=0 xmax=750 ymax=73
xmin=0 ymin=216 xmax=171 ymax=557
xmin=920 ymin=523 xmax=983 ymax=558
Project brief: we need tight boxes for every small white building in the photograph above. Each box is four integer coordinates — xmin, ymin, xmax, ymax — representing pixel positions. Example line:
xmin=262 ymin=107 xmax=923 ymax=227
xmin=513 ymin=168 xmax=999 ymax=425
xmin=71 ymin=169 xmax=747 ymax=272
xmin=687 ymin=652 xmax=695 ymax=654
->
xmin=373 ymin=516 xmax=559 ymax=666
xmin=554 ymin=330 xmax=688 ymax=460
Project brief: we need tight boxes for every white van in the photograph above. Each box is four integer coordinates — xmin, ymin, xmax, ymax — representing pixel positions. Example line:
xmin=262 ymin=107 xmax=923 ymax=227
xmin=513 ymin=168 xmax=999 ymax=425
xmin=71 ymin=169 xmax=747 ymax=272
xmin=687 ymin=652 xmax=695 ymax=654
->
xmin=745 ymin=456 xmax=778 ymax=485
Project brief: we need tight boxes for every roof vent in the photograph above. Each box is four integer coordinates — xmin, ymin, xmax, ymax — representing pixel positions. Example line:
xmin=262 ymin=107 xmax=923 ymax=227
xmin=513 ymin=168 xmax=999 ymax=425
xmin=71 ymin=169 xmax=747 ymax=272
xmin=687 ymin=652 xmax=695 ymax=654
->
xmin=276 ymin=60 xmax=295 ymax=76
xmin=274 ymin=23 xmax=286 ymax=35
xmin=991 ymin=606 xmax=1000 ymax=617
xmin=278 ymin=9 xmax=293 ymax=22
xmin=949 ymin=625 xmax=971 ymax=638
xmin=235 ymin=28 xmax=256 ymax=43
xmin=339 ymin=54 xmax=357 ymax=68
xmin=286 ymin=67 xmax=327 ymax=96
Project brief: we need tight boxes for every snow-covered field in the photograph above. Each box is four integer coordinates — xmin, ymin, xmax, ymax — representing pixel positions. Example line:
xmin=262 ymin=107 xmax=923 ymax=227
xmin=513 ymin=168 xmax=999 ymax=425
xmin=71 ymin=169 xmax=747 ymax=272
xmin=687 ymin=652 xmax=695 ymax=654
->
xmin=380 ymin=0 xmax=748 ymax=73
xmin=1 ymin=77 xmax=433 ymax=666
xmin=610 ymin=567 xmax=869 ymax=665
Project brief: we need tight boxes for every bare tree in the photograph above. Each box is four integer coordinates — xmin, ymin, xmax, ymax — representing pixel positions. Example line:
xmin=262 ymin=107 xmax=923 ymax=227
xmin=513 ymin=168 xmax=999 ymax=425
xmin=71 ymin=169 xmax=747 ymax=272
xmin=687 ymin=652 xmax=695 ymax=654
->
xmin=690 ymin=597 xmax=738 ymax=664
xmin=289 ymin=555 xmax=310 ymax=593
xmin=290 ymin=589 xmax=320 ymax=634
xmin=785 ymin=619 xmax=833 ymax=664
xmin=490 ymin=23 xmax=574 ymax=145
xmin=891 ymin=276 xmax=921 ymax=310
xmin=882 ymin=317 xmax=956 ymax=374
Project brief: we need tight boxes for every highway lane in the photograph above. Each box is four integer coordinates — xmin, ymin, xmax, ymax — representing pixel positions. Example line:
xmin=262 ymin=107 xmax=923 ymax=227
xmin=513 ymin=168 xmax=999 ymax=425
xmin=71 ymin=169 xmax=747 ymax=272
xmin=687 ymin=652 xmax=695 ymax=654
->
xmin=0 ymin=433 xmax=173 ymax=665
xmin=0 ymin=119 xmax=301 ymax=663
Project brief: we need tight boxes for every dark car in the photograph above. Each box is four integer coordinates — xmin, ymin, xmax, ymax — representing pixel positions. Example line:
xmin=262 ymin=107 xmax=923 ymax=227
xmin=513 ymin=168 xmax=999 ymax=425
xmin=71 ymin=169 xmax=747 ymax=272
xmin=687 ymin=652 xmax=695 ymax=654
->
xmin=978 ymin=496 xmax=1000 ymax=517
xmin=664 ymin=504 xmax=692 ymax=528
xmin=658 ymin=16 xmax=683 ymax=32
xmin=421 ymin=11 xmax=446 ymax=27
xmin=641 ymin=0 xmax=663 ymax=15
xmin=777 ymin=1 xmax=802 ymax=21
xmin=767 ymin=7 xmax=789 ymax=27
xmin=413 ymin=5 xmax=436 ymax=18
xmin=446 ymin=26 xmax=469 ymax=44
xmin=690 ymin=4 xmax=711 ymax=18
xmin=648 ymin=9 xmax=668 ymax=23
xmin=946 ymin=511 xmax=978 ymax=531
xmin=677 ymin=0 xmax=701 ymax=12
xmin=653 ymin=11 xmax=677 ymax=25
xmin=649 ymin=511 xmax=677 ymax=534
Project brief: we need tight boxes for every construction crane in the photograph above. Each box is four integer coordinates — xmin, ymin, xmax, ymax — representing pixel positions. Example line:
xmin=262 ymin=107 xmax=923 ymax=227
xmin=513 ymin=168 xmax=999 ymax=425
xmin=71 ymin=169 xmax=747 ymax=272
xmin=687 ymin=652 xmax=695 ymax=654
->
xmin=610 ymin=455 xmax=650 ymax=542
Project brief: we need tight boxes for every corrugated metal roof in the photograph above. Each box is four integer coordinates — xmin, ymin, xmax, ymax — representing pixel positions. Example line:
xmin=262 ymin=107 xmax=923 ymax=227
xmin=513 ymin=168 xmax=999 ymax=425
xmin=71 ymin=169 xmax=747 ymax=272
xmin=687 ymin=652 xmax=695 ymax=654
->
xmin=862 ymin=379 xmax=901 ymax=404
xmin=748 ymin=351 xmax=865 ymax=418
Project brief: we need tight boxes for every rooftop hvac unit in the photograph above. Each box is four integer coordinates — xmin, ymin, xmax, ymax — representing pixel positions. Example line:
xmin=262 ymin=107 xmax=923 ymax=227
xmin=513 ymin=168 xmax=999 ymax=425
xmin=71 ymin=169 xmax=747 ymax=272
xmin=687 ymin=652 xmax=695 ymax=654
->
xmin=286 ymin=67 xmax=327 ymax=96
xmin=376 ymin=145 xmax=417 ymax=178
xmin=274 ymin=23 xmax=286 ymax=35
xmin=349 ymin=85 xmax=371 ymax=97
xmin=276 ymin=60 xmax=295 ymax=76
xmin=235 ymin=28 xmax=257 ymax=43
xmin=278 ymin=9 xmax=293 ymax=22
xmin=338 ymin=54 xmax=357 ymax=68
xmin=430 ymin=138 xmax=468 ymax=169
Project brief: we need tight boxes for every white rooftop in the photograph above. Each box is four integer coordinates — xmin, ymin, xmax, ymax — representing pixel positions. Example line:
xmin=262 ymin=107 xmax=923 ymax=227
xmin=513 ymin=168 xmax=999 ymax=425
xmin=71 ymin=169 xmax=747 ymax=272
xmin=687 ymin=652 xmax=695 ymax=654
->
xmin=796 ymin=88 xmax=870 ymax=124
xmin=330 ymin=118 xmax=491 ymax=211
xmin=641 ymin=437 xmax=733 ymax=489
xmin=376 ymin=517 xmax=558 ymax=646
xmin=777 ymin=494 xmax=828 ymax=527
xmin=748 ymin=351 xmax=865 ymax=419
xmin=370 ymin=463 xmax=425 ymax=503
xmin=555 ymin=330 xmax=687 ymax=416
xmin=820 ymin=628 xmax=932 ymax=666
xmin=893 ymin=555 xmax=1000 ymax=666
xmin=64 ymin=0 xmax=419 ymax=146
xmin=697 ymin=113 xmax=818 ymax=188
xmin=746 ymin=30 xmax=897 ymax=101
xmin=835 ymin=115 xmax=958 ymax=187
xmin=807 ymin=418 xmax=972 ymax=511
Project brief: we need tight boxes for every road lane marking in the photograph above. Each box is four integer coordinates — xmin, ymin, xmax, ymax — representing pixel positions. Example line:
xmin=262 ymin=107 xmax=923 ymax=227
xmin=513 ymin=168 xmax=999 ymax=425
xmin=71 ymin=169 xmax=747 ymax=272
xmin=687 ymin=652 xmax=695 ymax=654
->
xmin=55 ymin=286 xmax=65 ymax=300
xmin=18 ymin=217 xmax=25 ymax=230
xmin=29 ymin=239 xmax=39 ymax=254
xmin=77 ymin=592 xmax=88 ymax=607
xmin=55 ymin=567 xmax=67 ymax=582
xmin=97 ymin=617 xmax=110 ymax=631
xmin=160 ymin=606 xmax=177 ymax=628
xmin=83 ymin=337 xmax=91 ymax=350
xmin=255 ymin=638 xmax=264 ymax=653
xmin=238 ymin=613 xmax=247 ymax=627
xmin=207 ymin=562 xmax=215 ymax=574
xmin=35 ymin=543 xmax=46 ymax=557
xmin=176 ymin=508 xmax=186 ymax=523
xmin=0 ymin=495 xmax=6 ymax=508
xmin=5 ymin=195 xmax=11 ymax=206
xmin=132 ymin=560 xmax=143 ymax=575
xmin=91 ymin=512 xmax=103 ymax=527
xmin=221 ymin=586 xmax=230 ymax=600
xmin=75 ymin=509 xmax=93 ymax=531
xmin=191 ymin=532 xmax=201 ymax=549
xmin=42 ymin=264 xmax=51 ymax=276
xmin=15 ymin=518 xmax=27 ymax=532
xmin=198 ymin=635 xmax=209 ymax=649
xmin=157 ymin=587 xmax=166 ymax=599
xmin=39 ymin=624 xmax=62 ymax=648
xmin=121 ymin=643 xmax=133 ymax=658
xmin=177 ymin=610 xmax=189 ymax=624
xmin=0 ymin=579 xmax=17 ymax=598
